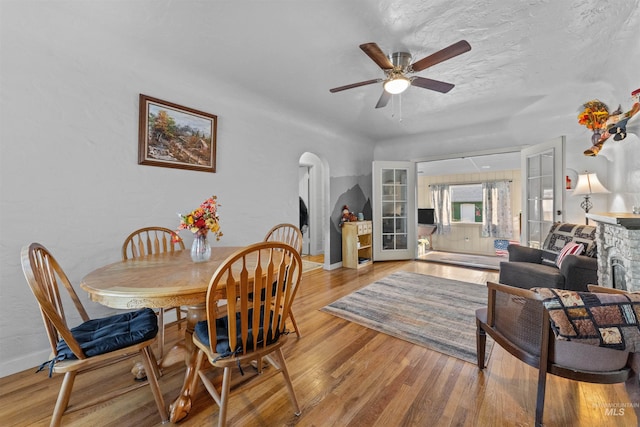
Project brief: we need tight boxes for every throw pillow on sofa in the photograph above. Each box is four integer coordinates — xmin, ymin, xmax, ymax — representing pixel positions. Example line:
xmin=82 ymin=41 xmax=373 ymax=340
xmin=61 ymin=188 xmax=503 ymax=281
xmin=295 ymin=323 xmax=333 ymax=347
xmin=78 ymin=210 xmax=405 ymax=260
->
xmin=556 ymin=242 xmax=585 ymax=268
xmin=542 ymin=223 xmax=597 ymax=257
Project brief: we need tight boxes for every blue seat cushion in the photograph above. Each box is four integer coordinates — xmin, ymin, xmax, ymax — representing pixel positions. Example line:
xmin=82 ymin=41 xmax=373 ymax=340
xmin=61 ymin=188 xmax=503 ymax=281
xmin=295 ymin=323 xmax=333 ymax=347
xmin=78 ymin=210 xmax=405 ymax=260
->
xmin=195 ymin=307 xmax=281 ymax=358
xmin=39 ymin=308 xmax=158 ymax=376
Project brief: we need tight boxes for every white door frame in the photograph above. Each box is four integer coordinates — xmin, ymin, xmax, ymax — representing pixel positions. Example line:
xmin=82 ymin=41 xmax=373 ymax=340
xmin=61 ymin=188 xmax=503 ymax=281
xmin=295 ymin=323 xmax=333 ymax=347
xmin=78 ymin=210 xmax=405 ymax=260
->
xmin=298 ymin=165 xmax=311 ymax=255
xmin=299 ymin=152 xmax=328 ymax=266
xmin=520 ymin=136 xmax=565 ymax=247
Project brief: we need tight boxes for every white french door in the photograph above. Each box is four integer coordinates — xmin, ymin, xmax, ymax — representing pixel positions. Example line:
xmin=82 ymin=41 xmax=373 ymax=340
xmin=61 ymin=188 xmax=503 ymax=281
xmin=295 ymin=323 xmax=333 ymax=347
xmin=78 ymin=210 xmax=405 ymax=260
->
xmin=372 ymin=161 xmax=416 ymax=261
xmin=520 ymin=136 xmax=565 ymax=247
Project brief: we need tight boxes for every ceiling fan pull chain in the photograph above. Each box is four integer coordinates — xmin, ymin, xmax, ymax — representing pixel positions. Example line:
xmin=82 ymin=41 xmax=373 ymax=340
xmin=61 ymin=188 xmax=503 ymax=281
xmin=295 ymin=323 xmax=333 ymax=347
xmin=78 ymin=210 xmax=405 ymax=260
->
xmin=391 ymin=94 xmax=396 ymax=118
xmin=391 ymin=95 xmax=403 ymax=122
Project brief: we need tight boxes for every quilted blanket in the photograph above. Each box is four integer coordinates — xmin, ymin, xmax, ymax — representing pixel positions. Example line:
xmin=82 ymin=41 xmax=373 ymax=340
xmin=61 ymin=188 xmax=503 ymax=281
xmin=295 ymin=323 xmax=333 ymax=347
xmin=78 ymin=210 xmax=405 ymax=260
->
xmin=532 ymin=287 xmax=640 ymax=352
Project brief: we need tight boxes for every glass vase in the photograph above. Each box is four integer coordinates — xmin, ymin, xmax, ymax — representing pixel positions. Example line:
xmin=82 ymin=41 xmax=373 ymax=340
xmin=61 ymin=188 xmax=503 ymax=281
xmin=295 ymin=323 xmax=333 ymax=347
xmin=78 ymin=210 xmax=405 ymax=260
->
xmin=190 ymin=231 xmax=211 ymax=263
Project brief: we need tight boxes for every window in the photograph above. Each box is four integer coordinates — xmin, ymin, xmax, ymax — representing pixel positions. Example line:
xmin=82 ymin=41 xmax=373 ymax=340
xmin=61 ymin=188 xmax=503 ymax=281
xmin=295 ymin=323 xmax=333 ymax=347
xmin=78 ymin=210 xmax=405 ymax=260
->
xmin=450 ymin=184 xmax=483 ymax=223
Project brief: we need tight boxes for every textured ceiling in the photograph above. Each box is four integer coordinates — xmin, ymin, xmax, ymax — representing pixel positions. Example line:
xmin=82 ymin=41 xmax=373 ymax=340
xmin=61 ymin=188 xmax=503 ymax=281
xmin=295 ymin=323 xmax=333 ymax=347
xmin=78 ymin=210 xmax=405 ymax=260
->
xmin=37 ymin=1 xmax=640 ymax=155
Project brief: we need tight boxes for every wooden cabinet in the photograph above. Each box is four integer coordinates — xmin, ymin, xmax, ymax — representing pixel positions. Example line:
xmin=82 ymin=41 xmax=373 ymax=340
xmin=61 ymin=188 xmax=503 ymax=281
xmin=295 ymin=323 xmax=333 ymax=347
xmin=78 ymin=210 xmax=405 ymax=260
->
xmin=342 ymin=221 xmax=373 ymax=269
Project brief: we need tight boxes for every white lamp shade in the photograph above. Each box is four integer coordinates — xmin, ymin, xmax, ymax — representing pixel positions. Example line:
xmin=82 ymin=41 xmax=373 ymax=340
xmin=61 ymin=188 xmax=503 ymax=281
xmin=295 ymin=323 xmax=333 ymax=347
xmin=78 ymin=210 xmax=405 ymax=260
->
xmin=573 ymin=172 xmax=610 ymax=195
xmin=384 ymin=76 xmax=410 ymax=94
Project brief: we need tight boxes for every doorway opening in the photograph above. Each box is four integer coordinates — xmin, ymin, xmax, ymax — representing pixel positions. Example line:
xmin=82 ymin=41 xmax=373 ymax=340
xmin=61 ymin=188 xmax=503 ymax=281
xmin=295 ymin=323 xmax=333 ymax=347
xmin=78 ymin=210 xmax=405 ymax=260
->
xmin=416 ymin=151 xmax=521 ymax=264
xmin=299 ymin=152 xmax=327 ymax=268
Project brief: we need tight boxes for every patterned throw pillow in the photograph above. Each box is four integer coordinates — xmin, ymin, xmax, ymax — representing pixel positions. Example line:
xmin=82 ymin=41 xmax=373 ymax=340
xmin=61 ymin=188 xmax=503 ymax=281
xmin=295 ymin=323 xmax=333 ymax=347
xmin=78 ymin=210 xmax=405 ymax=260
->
xmin=556 ymin=242 xmax=585 ymax=268
xmin=542 ymin=222 xmax=597 ymax=257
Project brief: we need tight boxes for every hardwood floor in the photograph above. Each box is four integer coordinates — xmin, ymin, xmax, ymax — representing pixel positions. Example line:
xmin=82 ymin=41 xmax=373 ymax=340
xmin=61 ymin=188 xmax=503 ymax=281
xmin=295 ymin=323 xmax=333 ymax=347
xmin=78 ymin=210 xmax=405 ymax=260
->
xmin=1 ymin=261 xmax=637 ymax=426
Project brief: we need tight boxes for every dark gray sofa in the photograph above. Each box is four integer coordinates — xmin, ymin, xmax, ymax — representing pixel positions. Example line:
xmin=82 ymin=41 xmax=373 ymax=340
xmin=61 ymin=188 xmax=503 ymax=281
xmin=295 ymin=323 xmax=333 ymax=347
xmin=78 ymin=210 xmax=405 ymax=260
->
xmin=498 ymin=222 xmax=598 ymax=292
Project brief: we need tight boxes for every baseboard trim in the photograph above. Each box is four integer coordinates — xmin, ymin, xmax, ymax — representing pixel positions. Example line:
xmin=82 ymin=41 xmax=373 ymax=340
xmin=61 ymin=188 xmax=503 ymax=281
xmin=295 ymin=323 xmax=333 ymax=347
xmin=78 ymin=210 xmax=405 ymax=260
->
xmin=0 ymin=349 xmax=50 ymax=379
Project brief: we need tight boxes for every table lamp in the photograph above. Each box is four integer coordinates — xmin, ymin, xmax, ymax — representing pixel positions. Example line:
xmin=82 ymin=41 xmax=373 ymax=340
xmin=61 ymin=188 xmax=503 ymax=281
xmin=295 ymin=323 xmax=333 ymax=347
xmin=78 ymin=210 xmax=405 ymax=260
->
xmin=572 ymin=171 xmax=610 ymax=224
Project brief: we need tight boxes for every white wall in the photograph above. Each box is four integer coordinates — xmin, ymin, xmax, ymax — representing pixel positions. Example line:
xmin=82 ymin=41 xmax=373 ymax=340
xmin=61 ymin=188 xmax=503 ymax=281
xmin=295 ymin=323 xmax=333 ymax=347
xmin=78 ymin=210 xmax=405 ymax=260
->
xmin=564 ymin=133 xmax=613 ymax=223
xmin=0 ymin=3 xmax=372 ymax=376
xmin=598 ymin=131 xmax=640 ymax=213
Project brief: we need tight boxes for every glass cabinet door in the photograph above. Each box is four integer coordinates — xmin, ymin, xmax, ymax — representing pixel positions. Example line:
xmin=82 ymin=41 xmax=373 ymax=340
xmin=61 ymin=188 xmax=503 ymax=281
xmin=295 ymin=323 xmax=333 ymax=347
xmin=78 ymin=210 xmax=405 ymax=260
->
xmin=372 ymin=161 xmax=416 ymax=261
xmin=381 ymin=168 xmax=408 ymax=250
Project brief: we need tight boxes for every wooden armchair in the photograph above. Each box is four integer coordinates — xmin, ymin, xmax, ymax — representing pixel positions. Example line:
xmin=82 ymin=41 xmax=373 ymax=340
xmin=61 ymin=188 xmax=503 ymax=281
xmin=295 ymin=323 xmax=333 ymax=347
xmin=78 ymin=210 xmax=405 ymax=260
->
xmin=264 ymin=223 xmax=303 ymax=337
xmin=122 ymin=226 xmax=186 ymax=360
xmin=191 ymin=241 xmax=302 ymax=426
xmin=476 ymin=281 xmax=637 ymax=426
xmin=21 ymin=243 xmax=167 ymax=427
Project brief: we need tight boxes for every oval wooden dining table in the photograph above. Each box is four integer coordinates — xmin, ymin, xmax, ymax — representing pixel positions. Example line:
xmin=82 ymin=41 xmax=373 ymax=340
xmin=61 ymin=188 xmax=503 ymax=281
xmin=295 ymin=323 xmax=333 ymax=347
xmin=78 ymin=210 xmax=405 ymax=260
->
xmin=80 ymin=247 xmax=242 ymax=423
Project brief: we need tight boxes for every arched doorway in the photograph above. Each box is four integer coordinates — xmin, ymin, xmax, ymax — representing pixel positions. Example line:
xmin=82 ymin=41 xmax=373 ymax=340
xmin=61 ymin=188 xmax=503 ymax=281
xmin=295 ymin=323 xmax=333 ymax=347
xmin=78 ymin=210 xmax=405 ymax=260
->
xmin=299 ymin=152 xmax=328 ymax=268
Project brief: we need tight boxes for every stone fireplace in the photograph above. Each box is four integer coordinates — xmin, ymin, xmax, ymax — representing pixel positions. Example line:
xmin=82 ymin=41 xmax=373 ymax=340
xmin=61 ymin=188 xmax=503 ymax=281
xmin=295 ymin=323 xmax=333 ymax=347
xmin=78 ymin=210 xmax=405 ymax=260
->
xmin=586 ymin=213 xmax=640 ymax=291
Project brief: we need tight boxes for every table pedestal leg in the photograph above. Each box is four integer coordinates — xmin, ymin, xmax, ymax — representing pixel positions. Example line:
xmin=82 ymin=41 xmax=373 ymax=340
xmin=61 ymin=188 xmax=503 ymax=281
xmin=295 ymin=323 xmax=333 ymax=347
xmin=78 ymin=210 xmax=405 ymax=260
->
xmin=169 ymin=304 xmax=206 ymax=423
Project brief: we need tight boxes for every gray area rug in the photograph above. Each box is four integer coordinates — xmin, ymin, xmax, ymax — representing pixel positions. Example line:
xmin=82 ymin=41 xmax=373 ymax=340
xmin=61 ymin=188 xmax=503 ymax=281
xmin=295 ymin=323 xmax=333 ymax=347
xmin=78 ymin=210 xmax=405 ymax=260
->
xmin=321 ymin=271 xmax=492 ymax=364
xmin=418 ymin=251 xmax=501 ymax=270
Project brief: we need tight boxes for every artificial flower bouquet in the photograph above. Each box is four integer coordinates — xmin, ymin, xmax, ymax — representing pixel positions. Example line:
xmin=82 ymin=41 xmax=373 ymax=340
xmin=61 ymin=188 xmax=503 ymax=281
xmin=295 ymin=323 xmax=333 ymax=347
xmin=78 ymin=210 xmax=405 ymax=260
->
xmin=578 ymin=99 xmax=610 ymax=131
xmin=176 ymin=195 xmax=223 ymax=240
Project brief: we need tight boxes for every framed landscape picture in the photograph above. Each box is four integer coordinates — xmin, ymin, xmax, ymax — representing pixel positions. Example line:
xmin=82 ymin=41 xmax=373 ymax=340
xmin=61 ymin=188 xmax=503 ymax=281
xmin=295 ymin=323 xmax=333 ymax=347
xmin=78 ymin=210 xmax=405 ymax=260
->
xmin=138 ymin=94 xmax=217 ymax=173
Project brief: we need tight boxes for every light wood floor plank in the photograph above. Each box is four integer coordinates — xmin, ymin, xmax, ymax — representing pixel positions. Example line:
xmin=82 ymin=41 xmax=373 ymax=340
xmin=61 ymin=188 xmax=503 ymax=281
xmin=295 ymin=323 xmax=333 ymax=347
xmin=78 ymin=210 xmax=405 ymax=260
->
xmin=1 ymin=260 xmax=638 ymax=426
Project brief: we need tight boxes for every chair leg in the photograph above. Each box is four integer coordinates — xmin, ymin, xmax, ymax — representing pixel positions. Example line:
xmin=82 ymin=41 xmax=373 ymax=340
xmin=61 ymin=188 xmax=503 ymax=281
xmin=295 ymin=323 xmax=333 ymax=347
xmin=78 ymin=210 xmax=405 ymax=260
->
xmin=273 ymin=347 xmax=301 ymax=416
xmin=535 ymin=368 xmax=547 ymax=427
xmin=147 ymin=347 xmax=164 ymax=379
xmin=476 ymin=320 xmax=486 ymax=369
xmin=218 ymin=367 xmax=233 ymax=427
xmin=175 ymin=306 xmax=183 ymax=330
xmin=189 ymin=349 xmax=205 ymax=396
xmin=140 ymin=346 xmax=168 ymax=423
xmin=288 ymin=310 xmax=301 ymax=338
xmin=253 ymin=357 xmax=264 ymax=373
xmin=50 ymin=371 xmax=77 ymax=427
xmin=157 ymin=308 xmax=165 ymax=361
xmin=536 ymin=315 xmax=551 ymax=426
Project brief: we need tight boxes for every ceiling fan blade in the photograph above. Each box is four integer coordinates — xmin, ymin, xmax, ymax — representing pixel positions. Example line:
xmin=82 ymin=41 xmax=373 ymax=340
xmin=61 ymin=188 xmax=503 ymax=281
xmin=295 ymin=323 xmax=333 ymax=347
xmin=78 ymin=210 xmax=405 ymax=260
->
xmin=410 ymin=40 xmax=471 ymax=72
xmin=329 ymin=79 xmax=381 ymax=93
xmin=359 ymin=43 xmax=393 ymax=70
xmin=375 ymin=91 xmax=391 ymax=109
xmin=411 ymin=76 xmax=455 ymax=93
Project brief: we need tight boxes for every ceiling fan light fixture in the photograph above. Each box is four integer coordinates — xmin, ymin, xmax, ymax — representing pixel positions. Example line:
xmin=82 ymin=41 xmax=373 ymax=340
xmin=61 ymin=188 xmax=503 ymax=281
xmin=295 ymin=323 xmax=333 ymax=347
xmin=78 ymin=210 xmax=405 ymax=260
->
xmin=384 ymin=76 xmax=410 ymax=94
xmin=329 ymin=40 xmax=471 ymax=107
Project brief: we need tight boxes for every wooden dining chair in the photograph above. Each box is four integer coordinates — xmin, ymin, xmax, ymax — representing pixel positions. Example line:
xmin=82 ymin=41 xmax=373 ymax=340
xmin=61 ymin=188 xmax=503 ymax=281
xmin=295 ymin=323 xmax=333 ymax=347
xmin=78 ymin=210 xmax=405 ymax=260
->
xmin=264 ymin=223 xmax=303 ymax=254
xmin=122 ymin=226 xmax=186 ymax=360
xmin=191 ymin=241 xmax=302 ymax=427
xmin=21 ymin=243 xmax=168 ymax=427
xmin=264 ymin=223 xmax=303 ymax=337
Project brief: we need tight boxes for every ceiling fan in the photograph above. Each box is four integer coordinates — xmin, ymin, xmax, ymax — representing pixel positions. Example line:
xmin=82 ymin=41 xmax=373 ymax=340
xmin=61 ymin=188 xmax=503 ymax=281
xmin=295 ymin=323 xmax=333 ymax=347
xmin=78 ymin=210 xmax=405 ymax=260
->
xmin=329 ymin=40 xmax=471 ymax=109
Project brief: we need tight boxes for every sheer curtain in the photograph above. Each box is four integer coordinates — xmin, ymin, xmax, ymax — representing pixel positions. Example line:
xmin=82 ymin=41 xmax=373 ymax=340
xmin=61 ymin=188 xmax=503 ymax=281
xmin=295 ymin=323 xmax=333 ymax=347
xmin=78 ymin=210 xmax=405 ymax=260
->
xmin=482 ymin=180 xmax=513 ymax=238
xmin=431 ymin=184 xmax=451 ymax=234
